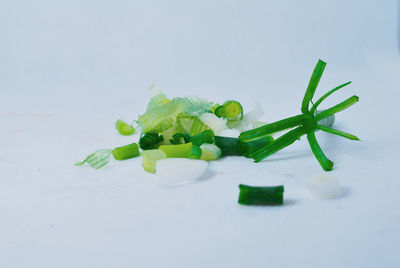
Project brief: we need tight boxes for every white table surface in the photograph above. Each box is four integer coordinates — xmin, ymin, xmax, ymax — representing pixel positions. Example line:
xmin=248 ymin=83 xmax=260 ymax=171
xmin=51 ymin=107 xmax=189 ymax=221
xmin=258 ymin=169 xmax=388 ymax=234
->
xmin=1 ymin=1 xmax=400 ymax=267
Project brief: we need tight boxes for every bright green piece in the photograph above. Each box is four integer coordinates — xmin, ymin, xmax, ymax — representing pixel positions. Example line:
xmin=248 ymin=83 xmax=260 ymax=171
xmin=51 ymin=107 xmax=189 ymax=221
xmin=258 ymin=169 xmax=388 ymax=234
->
xmin=112 ymin=143 xmax=140 ymax=160
xmin=115 ymin=120 xmax=135 ymax=135
xmin=142 ymin=149 xmax=167 ymax=173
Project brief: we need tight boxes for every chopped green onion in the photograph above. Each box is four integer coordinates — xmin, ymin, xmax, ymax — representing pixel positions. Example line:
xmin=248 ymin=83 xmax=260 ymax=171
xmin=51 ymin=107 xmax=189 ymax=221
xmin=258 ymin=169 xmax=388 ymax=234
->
xmin=238 ymin=184 xmax=284 ymax=205
xmin=214 ymin=136 xmax=240 ymax=156
xmin=238 ymin=59 xmax=359 ymax=170
xmin=139 ymin=133 xmax=164 ymax=150
xmin=115 ymin=120 xmax=135 ymax=135
xmin=188 ymin=145 xmax=202 ymax=159
xmin=190 ymin=130 xmax=215 ymax=146
xmin=169 ymin=133 xmax=191 ymax=145
xmin=214 ymin=105 xmax=225 ymax=118
xmin=214 ymin=100 xmax=244 ymax=121
xmin=200 ymin=143 xmax=222 ymax=161
xmin=159 ymin=142 xmax=200 ymax=158
xmin=142 ymin=149 xmax=167 ymax=173
xmin=112 ymin=143 xmax=140 ymax=160
xmin=223 ymin=100 xmax=243 ymax=120
xmin=238 ymin=135 xmax=274 ymax=157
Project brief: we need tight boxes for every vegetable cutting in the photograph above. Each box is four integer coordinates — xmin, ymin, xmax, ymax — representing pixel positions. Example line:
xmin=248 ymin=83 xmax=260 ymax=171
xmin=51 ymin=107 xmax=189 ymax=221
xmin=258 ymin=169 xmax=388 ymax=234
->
xmin=75 ymin=59 xmax=360 ymax=205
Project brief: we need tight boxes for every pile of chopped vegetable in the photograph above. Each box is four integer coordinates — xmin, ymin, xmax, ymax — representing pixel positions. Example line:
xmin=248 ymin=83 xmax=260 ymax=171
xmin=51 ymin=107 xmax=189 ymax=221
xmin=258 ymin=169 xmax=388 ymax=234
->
xmin=75 ymin=59 xmax=360 ymax=205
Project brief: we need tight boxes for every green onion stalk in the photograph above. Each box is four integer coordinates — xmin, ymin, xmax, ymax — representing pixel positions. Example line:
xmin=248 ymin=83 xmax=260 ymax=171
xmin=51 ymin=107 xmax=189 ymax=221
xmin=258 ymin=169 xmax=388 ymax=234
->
xmin=239 ymin=59 xmax=360 ymax=171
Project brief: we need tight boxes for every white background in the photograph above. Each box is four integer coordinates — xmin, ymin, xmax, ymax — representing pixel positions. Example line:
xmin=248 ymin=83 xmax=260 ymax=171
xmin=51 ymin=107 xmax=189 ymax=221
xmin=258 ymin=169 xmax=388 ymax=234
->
xmin=1 ymin=1 xmax=399 ymax=267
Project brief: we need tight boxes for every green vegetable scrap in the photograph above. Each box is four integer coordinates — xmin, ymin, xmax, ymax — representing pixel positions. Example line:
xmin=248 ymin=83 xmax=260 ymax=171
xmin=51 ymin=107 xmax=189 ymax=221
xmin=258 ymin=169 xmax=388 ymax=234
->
xmin=112 ymin=143 xmax=140 ymax=160
xmin=139 ymin=133 xmax=164 ymax=150
xmin=115 ymin=120 xmax=135 ymax=135
xmin=238 ymin=184 xmax=284 ymax=205
xmin=239 ymin=59 xmax=359 ymax=171
xmin=76 ymin=58 xmax=359 ymax=175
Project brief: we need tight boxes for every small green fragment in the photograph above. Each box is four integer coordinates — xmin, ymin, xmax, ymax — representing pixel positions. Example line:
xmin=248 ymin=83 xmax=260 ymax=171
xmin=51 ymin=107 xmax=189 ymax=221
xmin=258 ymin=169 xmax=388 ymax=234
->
xmin=214 ymin=136 xmax=240 ymax=156
xmin=191 ymin=130 xmax=215 ymax=147
xmin=142 ymin=149 xmax=167 ymax=173
xmin=74 ymin=149 xmax=113 ymax=169
xmin=200 ymin=143 xmax=221 ymax=161
xmin=112 ymin=143 xmax=140 ymax=160
xmin=139 ymin=133 xmax=164 ymax=150
xmin=238 ymin=184 xmax=284 ymax=205
xmin=169 ymin=133 xmax=191 ymax=145
xmin=115 ymin=120 xmax=135 ymax=135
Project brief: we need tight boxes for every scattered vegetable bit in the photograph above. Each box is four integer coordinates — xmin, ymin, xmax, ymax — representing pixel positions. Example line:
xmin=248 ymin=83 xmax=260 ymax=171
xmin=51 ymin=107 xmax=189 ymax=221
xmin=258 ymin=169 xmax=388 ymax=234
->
xmin=169 ymin=133 xmax=191 ymax=145
xmin=238 ymin=184 xmax=284 ymax=205
xmin=238 ymin=135 xmax=274 ymax=157
xmin=199 ymin=113 xmax=227 ymax=135
xmin=115 ymin=119 xmax=135 ymax=135
xmin=139 ymin=133 xmax=164 ymax=150
xmin=112 ymin=143 xmax=140 ymax=160
xmin=239 ymin=59 xmax=359 ymax=171
xmin=74 ymin=149 xmax=112 ymax=169
xmin=191 ymin=130 xmax=215 ymax=146
xmin=159 ymin=142 xmax=200 ymax=159
xmin=156 ymin=158 xmax=208 ymax=187
xmin=142 ymin=149 xmax=167 ymax=173
xmin=200 ymin=143 xmax=222 ymax=161
xmin=305 ymin=174 xmax=342 ymax=199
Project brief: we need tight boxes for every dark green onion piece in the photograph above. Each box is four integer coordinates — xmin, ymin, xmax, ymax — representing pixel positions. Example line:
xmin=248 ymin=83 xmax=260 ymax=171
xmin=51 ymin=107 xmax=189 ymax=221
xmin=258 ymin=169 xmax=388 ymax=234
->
xmin=112 ymin=143 xmax=140 ymax=160
xmin=238 ymin=184 xmax=284 ymax=205
xmin=214 ymin=136 xmax=241 ymax=156
xmin=115 ymin=119 xmax=135 ymax=135
xmin=190 ymin=130 xmax=215 ymax=147
xmin=238 ymin=135 xmax=274 ymax=157
xmin=187 ymin=145 xmax=202 ymax=159
xmin=169 ymin=133 xmax=191 ymax=145
xmin=139 ymin=133 xmax=164 ymax=150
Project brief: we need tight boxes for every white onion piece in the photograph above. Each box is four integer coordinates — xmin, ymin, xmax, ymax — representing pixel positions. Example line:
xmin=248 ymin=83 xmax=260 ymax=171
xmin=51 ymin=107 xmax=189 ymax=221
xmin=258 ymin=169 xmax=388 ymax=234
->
xmin=156 ymin=158 xmax=208 ymax=187
xmin=229 ymin=103 xmax=264 ymax=131
xmin=305 ymin=174 xmax=342 ymax=199
xmin=218 ymin=128 xmax=241 ymax=138
xmin=199 ymin=113 xmax=227 ymax=135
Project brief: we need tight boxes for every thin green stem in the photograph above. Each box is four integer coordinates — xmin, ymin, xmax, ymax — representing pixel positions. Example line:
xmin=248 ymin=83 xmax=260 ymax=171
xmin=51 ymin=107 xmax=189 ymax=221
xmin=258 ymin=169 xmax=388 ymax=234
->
xmin=310 ymin=81 xmax=352 ymax=114
xmin=307 ymin=131 xmax=334 ymax=171
xmin=239 ymin=114 xmax=305 ymax=142
xmin=250 ymin=126 xmax=307 ymax=162
xmin=315 ymin=95 xmax=359 ymax=120
xmin=316 ymin=125 xmax=360 ymax=141
xmin=301 ymin=59 xmax=327 ymax=113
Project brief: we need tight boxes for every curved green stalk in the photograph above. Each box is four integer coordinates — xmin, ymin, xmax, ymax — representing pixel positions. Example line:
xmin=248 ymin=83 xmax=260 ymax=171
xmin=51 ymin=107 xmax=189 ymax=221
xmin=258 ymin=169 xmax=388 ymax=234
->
xmin=316 ymin=125 xmax=360 ymax=141
xmin=315 ymin=95 xmax=359 ymax=120
xmin=307 ymin=131 xmax=334 ymax=171
xmin=301 ymin=59 xmax=327 ymax=113
xmin=310 ymin=81 xmax=352 ymax=114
